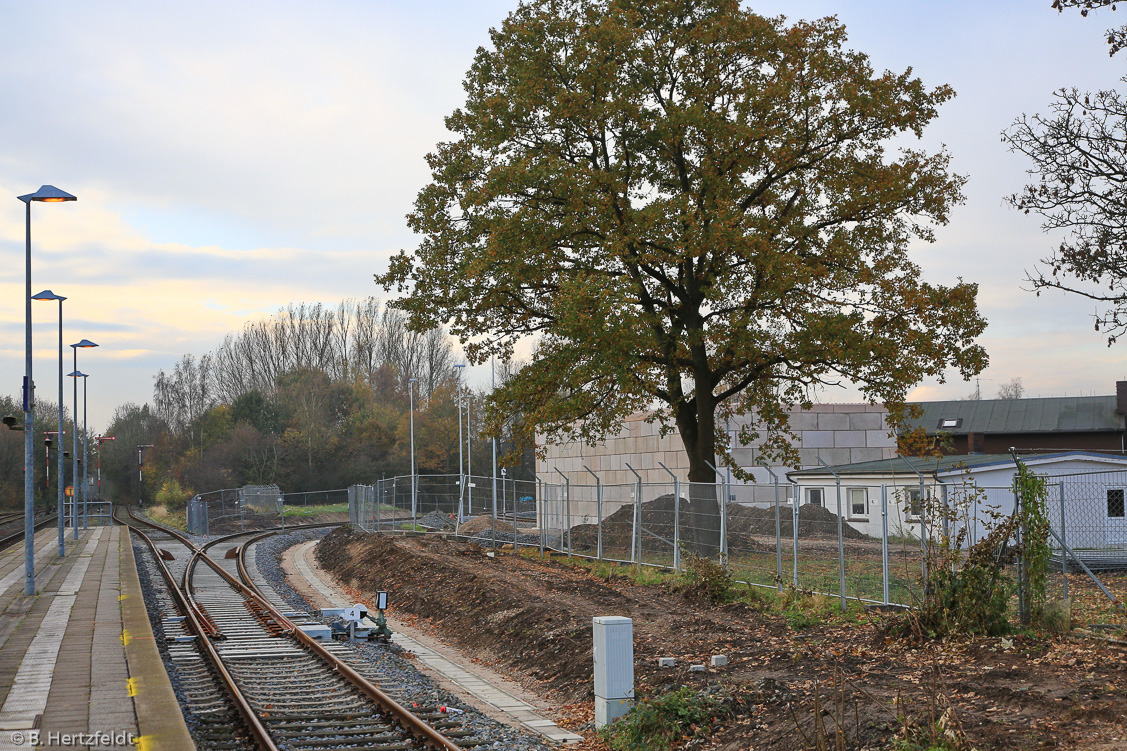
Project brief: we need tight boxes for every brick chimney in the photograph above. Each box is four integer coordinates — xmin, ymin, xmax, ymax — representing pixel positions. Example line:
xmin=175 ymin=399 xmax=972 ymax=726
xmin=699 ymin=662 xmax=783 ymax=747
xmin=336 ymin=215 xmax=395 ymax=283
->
xmin=1118 ymin=381 xmax=1127 ymax=415
xmin=968 ymin=432 xmax=985 ymax=454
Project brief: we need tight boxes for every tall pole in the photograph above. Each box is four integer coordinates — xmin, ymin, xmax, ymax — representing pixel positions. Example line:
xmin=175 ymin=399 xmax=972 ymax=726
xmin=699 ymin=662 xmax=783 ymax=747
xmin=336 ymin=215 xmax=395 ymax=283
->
xmin=81 ymin=375 xmax=89 ymax=530
xmin=455 ymin=364 xmax=465 ymax=521
xmin=467 ymin=397 xmax=472 ymax=515
xmin=55 ymin=298 xmax=65 ymax=556
xmin=71 ymin=350 xmax=79 ymax=540
xmin=409 ymin=378 xmax=417 ymax=529
xmin=18 ymin=186 xmax=76 ymax=595
xmin=22 ymin=200 xmax=35 ymax=595
xmin=491 ymin=356 xmax=498 ymax=529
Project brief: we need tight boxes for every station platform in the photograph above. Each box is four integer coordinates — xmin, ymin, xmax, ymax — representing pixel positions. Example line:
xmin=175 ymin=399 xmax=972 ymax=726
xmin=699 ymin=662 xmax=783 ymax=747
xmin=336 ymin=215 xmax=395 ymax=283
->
xmin=0 ymin=524 xmax=192 ymax=751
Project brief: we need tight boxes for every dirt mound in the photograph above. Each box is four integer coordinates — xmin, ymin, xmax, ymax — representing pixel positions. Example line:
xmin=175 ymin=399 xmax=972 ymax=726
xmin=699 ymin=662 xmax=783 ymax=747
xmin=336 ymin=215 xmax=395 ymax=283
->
xmin=457 ymin=516 xmax=515 ymax=535
xmin=727 ymin=503 xmax=868 ymax=540
xmin=568 ymin=496 xmax=864 ymax=554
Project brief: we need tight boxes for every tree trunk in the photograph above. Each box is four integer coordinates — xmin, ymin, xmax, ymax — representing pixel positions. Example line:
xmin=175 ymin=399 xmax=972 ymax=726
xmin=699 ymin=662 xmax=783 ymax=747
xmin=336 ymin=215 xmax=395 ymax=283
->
xmin=676 ymin=396 xmax=722 ymax=558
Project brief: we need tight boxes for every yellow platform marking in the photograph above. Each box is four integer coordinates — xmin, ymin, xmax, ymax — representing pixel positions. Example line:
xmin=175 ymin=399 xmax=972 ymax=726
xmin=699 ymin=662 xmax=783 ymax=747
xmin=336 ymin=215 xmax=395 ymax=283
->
xmin=127 ymin=676 xmax=139 ymax=697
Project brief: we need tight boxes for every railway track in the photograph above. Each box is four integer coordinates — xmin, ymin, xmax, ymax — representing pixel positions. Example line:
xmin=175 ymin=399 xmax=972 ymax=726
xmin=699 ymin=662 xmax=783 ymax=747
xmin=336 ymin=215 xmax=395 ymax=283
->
xmin=119 ymin=506 xmax=473 ymax=751
xmin=0 ymin=513 xmax=60 ymax=551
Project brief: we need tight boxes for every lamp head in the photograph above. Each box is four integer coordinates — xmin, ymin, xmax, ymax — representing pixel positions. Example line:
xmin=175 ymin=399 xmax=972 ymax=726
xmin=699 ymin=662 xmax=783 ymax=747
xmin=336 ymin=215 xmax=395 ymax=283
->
xmin=67 ymin=370 xmax=88 ymax=379
xmin=17 ymin=185 xmax=77 ymax=203
xmin=31 ymin=290 xmax=66 ymax=302
xmin=3 ymin=416 xmax=22 ymax=431
xmin=70 ymin=339 xmax=97 ymax=349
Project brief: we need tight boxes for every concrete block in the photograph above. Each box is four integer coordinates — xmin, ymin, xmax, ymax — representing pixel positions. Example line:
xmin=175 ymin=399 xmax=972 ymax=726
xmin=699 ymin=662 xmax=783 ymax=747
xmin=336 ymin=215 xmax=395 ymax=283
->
xmin=710 ymin=655 xmax=728 ymax=666
xmin=817 ymin=413 xmax=850 ymax=431
xmin=866 ymin=430 xmax=896 ymax=448
xmin=788 ymin=411 xmax=819 ymax=431
xmin=849 ymin=412 xmax=885 ymax=431
xmin=800 ymin=430 xmax=834 ymax=449
xmin=834 ymin=431 xmax=866 ymax=448
xmin=658 ymin=657 xmax=675 ymax=667
xmin=690 ymin=664 xmax=706 ymax=672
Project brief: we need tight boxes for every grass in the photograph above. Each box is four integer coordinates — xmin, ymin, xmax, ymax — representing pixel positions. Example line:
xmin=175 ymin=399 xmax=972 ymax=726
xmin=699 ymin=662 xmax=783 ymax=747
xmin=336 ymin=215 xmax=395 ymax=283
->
xmin=145 ymin=504 xmax=187 ymax=530
xmin=281 ymin=502 xmax=349 ymax=518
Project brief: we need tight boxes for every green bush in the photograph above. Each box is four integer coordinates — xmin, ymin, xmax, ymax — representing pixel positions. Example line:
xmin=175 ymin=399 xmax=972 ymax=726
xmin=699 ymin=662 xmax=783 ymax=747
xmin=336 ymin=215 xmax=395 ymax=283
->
xmin=680 ymin=552 xmax=733 ymax=605
xmin=155 ymin=479 xmax=191 ymax=512
xmin=601 ymin=685 xmax=733 ymax=751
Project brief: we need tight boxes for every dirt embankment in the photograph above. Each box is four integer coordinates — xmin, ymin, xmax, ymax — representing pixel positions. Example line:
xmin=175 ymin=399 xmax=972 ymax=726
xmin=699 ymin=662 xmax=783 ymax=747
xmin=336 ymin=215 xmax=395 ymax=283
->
xmin=315 ymin=526 xmax=1127 ymax=750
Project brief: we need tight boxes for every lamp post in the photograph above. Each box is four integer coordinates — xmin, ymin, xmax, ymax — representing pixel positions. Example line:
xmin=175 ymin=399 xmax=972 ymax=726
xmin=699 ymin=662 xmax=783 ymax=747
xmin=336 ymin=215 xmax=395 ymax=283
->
xmin=408 ymin=378 xmax=417 ymax=529
xmin=79 ymin=373 xmax=90 ymax=529
xmin=32 ymin=290 xmax=67 ymax=556
xmin=18 ymin=185 xmax=76 ymax=595
xmin=454 ymin=363 xmax=466 ymax=522
xmin=67 ymin=368 xmax=88 ymax=537
xmin=68 ymin=338 xmax=96 ymax=538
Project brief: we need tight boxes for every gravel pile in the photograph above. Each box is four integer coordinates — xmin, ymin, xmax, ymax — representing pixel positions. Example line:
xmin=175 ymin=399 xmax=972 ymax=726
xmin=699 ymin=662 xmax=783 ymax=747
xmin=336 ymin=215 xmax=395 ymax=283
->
xmin=417 ymin=510 xmax=457 ymax=530
xmin=251 ymin=529 xmax=556 ymax=751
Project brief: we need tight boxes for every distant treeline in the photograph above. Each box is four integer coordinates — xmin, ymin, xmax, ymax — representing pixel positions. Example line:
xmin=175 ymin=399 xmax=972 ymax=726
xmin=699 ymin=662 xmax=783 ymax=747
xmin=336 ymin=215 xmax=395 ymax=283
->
xmin=8 ymin=297 xmax=530 ymax=510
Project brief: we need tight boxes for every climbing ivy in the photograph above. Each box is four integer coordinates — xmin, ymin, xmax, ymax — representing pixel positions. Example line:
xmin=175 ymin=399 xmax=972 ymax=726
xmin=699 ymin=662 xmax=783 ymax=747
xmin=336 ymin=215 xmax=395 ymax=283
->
xmin=1014 ymin=462 xmax=1052 ymax=624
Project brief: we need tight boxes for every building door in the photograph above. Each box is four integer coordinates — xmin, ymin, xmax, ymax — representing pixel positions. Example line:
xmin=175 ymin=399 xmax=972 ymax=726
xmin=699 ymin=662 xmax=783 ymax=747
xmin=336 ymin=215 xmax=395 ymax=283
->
xmin=1107 ymin=488 xmax=1127 ymax=545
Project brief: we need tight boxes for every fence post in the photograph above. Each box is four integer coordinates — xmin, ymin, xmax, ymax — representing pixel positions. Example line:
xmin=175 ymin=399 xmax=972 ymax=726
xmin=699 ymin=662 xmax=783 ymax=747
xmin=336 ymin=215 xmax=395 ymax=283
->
xmin=1058 ymin=481 xmax=1068 ymax=599
xmin=792 ymin=483 xmax=800 ymax=589
xmin=625 ymin=463 xmax=642 ymax=568
xmin=658 ymin=462 xmax=680 ymax=572
xmin=899 ymin=455 xmax=929 ymax=588
xmin=554 ymin=468 xmax=571 ymax=559
xmin=817 ymin=457 xmax=847 ymax=612
xmin=538 ymin=478 xmax=545 ymax=557
xmin=882 ymin=484 xmax=890 ymax=605
xmin=760 ymin=461 xmax=782 ymax=591
xmin=705 ymin=460 xmax=728 ymax=568
xmin=583 ymin=466 xmax=603 ymax=561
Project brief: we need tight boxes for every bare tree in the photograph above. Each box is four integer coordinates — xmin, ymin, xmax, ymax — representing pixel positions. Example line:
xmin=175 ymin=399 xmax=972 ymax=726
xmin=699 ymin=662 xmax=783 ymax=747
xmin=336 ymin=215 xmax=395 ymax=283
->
xmin=1005 ymin=86 xmax=1127 ymax=344
xmin=997 ymin=377 xmax=1025 ymax=399
xmin=1052 ymin=0 xmax=1127 ymax=55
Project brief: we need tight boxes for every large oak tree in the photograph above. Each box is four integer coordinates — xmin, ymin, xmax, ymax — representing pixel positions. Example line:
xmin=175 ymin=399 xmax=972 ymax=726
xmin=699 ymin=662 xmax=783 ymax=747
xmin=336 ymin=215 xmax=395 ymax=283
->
xmin=378 ymin=0 xmax=986 ymax=552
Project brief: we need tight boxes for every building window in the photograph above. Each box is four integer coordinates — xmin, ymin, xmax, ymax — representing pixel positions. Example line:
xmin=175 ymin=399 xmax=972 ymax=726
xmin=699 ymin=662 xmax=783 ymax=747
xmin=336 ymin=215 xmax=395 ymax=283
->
xmin=1109 ymin=489 xmax=1125 ymax=519
xmin=849 ymin=488 xmax=867 ymax=517
xmin=807 ymin=487 xmax=824 ymax=507
xmin=906 ymin=488 xmax=925 ymax=518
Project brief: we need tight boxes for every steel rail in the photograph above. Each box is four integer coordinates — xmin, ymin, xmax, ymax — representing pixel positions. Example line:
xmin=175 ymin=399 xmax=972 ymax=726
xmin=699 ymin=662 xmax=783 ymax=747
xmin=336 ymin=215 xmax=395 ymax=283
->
xmin=0 ymin=514 xmax=58 ymax=551
xmin=113 ymin=506 xmax=279 ymax=751
xmin=231 ymin=527 xmax=464 ymax=751
xmin=125 ymin=506 xmax=464 ymax=751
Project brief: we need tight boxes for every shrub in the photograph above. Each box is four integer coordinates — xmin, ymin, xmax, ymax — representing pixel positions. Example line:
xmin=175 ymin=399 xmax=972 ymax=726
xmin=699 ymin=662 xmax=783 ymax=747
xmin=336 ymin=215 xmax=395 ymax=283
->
xmin=680 ymin=552 xmax=733 ymax=606
xmin=155 ymin=479 xmax=192 ymax=512
xmin=601 ymin=685 xmax=735 ymax=751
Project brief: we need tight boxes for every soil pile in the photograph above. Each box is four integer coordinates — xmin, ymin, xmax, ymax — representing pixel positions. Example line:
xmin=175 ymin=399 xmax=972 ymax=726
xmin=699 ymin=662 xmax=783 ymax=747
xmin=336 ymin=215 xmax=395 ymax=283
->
xmin=458 ymin=516 xmax=516 ymax=535
xmin=727 ymin=503 xmax=868 ymax=540
xmin=568 ymin=496 xmax=864 ymax=555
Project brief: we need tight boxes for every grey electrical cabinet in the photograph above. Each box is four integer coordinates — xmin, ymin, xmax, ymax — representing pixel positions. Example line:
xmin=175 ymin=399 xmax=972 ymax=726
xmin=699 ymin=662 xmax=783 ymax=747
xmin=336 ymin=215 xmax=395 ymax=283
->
xmin=593 ymin=616 xmax=634 ymax=728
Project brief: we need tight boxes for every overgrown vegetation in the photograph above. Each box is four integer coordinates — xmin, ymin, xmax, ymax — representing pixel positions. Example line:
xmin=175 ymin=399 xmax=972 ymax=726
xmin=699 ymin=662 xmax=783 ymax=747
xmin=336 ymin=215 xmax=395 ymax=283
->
xmin=600 ymin=685 xmax=739 ymax=751
xmin=680 ymin=552 xmax=734 ymax=605
xmin=886 ymin=462 xmax=1055 ymax=640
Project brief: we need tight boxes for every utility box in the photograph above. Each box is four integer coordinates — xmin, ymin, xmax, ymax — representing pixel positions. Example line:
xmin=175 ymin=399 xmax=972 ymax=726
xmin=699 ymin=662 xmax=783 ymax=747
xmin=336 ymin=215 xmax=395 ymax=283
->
xmin=593 ymin=616 xmax=634 ymax=729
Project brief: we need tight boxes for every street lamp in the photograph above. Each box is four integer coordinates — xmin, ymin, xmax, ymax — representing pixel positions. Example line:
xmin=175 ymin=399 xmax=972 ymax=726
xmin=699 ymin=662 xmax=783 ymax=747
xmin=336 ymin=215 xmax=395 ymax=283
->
xmin=69 ymin=338 xmax=96 ymax=537
xmin=18 ymin=185 xmax=76 ymax=595
xmin=454 ymin=363 xmax=466 ymax=522
xmin=408 ymin=378 xmax=417 ymax=530
xmin=32 ymin=289 xmax=67 ymax=556
xmin=67 ymin=369 xmax=88 ymax=536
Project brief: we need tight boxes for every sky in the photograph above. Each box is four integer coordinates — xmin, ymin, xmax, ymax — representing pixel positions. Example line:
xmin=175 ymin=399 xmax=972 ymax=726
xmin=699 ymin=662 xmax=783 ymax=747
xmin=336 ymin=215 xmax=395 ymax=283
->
xmin=1 ymin=1 xmax=1126 ymax=433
